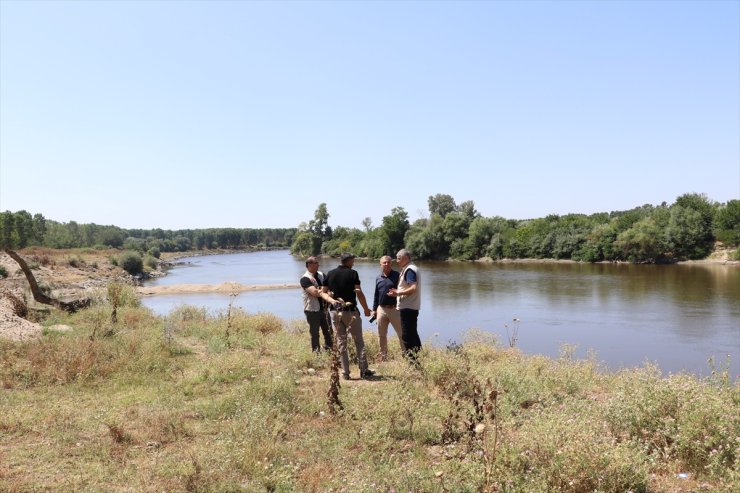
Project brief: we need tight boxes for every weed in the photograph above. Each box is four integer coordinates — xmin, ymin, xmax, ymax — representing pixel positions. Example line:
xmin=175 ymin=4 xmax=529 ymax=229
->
xmin=505 ymin=317 xmax=520 ymax=348
xmin=103 ymin=421 xmax=133 ymax=444
xmin=327 ymin=311 xmax=343 ymax=415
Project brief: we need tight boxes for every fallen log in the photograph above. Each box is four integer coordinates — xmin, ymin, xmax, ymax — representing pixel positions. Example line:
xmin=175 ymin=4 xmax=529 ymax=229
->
xmin=3 ymin=248 xmax=91 ymax=313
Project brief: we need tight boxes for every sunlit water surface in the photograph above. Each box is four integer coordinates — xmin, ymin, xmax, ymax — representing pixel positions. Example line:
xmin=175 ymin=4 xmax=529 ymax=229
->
xmin=142 ymin=250 xmax=740 ymax=376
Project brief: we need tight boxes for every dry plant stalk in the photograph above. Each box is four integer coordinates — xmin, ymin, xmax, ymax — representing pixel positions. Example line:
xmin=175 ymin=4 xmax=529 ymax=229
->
xmin=107 ymin=282 xmax=123 ymax=324
xmin=103 ymin=422 xmax=132 ymax=444
xmin=225 ymin=291 xmax=239 ymax=347
xmin=326 ymin=308 xmax=343 ymax=415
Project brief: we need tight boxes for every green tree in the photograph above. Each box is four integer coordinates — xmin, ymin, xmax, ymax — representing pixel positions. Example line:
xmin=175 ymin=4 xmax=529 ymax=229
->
xmin=308 ymin=203 xmax=331 ymax=241
xmin=442 ymin=212 xmax=471 ymax=259
xmin=713 ymin=199 xmax=740 ymax=246
xmin=380 ymin=207 xmax=409 ymax=255
xmin=665 ymin=205 xmax=711 ymax=259
xmin=457 ymin=200 xmax=479 ymax=221
xmin=427 ymin=193 xmax=457 ymax=218
xmin=674 ymin=192 xmax=715 ymax=233
xmin=577 ymin=223 xmax=617 ymax=262
xmin=290 ymin=231 xmax=316 ymax=256
xmin=32 ymin=213 xmax=47 ymax=245
xmin=615 ymin=217 xmax=665 ymax=262
xmin=291 ymin=204 xmax=332 ymax=256
xmin=14 ymin=210 xmax=34 ymax=248
xmin=468 ymin=216 xmax=507 ymax=259
xmin=0 ymin=211 xmax=15 ymax=249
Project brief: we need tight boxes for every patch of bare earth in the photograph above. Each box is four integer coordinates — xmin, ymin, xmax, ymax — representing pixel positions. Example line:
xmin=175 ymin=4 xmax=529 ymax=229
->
xmin=0 ymin=249 xmax=129 ymax=341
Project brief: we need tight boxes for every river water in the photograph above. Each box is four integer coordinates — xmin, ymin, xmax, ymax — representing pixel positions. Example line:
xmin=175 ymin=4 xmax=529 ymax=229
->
xmin=141 ymin=250 xmax=739 ymax=376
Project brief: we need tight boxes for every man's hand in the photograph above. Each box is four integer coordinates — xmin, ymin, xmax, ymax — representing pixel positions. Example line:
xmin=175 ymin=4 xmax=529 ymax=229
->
xmin=363 ymin=307 xmax=371 ymax=317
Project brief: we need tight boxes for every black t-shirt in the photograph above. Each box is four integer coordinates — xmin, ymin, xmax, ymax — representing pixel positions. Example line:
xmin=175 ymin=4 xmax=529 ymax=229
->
xmin=299 ymin=273 xmax=322 ymax=290
xmin=325 ymin=265 xmax=361 ymax=306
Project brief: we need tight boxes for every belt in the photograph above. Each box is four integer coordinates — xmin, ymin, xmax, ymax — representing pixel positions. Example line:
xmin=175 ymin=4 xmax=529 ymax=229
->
xmin=331 ymin=306 xmax=358 ymax=312
xmin=380 ymin=304 xmax=396 ymax=308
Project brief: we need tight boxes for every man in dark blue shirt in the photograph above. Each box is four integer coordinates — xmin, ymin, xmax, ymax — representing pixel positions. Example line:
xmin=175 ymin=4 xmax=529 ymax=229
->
xmin=371 ymin=255 xmax=405 ymax=361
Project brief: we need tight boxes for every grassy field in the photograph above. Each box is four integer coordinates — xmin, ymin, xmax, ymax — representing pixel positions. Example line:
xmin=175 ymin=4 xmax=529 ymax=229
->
xmin=1 ymin=285 xmax=737 ymax=492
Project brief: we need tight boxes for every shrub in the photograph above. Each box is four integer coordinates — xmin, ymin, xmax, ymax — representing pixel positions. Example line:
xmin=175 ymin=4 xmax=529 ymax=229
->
xmin=148 ymin=247 xmax=161 ymax=259
xmin=0 ymin=265 xmax=7 ymax=278
xmin=144 ymin=255 xmax=158 ymax=270
xmin=119 ymin=251 xmax=143 ymax=276
xmin=67 ymin=255 xmax=84 ymax=268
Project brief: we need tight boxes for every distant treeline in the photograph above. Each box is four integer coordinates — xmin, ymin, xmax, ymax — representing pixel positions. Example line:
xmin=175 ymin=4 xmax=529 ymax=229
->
xmin=0 ymin=212 xmax=296 ymax=254
xmin=291 ymin=193 xmax=740 ymax=263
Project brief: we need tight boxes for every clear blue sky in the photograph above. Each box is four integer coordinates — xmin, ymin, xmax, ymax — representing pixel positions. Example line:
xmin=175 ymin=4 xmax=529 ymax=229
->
xmin=1 ymin=0 xmax=738 ymax=230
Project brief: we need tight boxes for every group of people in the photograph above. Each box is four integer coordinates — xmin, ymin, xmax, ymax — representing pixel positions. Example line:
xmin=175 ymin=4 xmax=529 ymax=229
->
xmin=299 ymin=249 xmax=422 ymax=380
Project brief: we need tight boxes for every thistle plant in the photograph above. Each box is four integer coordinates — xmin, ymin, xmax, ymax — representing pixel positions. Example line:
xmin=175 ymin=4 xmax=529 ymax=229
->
xmin=505 ymin=317 xmax=520 ymax=348
xmin=225 ymin=291 xmax=239 ymax=347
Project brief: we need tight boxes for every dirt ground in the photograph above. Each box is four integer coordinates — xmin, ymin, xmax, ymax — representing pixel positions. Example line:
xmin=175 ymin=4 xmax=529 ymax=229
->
xmin=0 ymin=248 xmax=130 ymax=341
xmin=0 ymin=248 xmax=299 ymax=341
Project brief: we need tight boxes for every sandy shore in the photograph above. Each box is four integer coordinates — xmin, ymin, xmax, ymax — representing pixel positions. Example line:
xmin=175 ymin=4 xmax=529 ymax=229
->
xmin=137 ymin=282 xmax=299 ymax=296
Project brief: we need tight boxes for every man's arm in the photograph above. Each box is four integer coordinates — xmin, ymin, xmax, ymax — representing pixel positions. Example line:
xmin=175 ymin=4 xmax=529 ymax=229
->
xmin=355 ymin=286 xmax=371 ymax=317
xmin=372 ymin=278 xmax=380 ymax=312
xmin=320 ymin=286 xmax=340 ymax=306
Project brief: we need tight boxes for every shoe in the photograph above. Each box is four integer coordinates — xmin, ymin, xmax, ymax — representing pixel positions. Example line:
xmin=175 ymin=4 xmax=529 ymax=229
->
xmin=361 ymin=369 xmax=376 ymax=379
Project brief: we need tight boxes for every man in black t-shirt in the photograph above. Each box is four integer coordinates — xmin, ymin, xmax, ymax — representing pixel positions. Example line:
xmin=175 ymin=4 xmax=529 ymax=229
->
xmin=323 ymin=253 xmax=374 ymax=379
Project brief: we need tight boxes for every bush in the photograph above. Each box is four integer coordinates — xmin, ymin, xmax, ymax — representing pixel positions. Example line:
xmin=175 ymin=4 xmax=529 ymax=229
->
xmin=147 ymin=247 xmax=161 ymax=259
xmin=0 ymin=265 xmax=7 ymax=278
xmin=144 ymin=255 xmax=158 ymax=270
xmin=119 ymin=251 xmax=143 ymax=276
xmin=67 ymin=255 xmax=84 ymax=268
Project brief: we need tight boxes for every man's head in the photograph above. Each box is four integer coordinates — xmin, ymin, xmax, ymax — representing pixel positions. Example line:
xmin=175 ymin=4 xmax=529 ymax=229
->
xmin=340 ymin=253 xmax=356 ymax=267
xmin=379 ymin=255 xmax=392 ymax=275
xmin=396 ymin=249 xmax=411 ymax=268
xmin=305 ymin=256 xmax=320 ymax=273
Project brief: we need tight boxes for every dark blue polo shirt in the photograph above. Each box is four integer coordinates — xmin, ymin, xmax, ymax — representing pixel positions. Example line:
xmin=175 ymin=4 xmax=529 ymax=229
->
xmin=373 ymin=269 xmax=400 ymax=310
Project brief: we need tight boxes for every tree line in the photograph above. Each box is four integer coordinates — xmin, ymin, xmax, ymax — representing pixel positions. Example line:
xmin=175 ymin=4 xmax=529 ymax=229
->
xmin=291 ymin=193 xmax=740 ymax=263
xmin=0 ymin=211 xmax=296 ymax=254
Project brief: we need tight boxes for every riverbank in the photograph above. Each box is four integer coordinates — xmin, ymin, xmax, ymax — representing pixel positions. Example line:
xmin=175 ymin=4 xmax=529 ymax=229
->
xmin=1 ymin=288 xmax=736 ymax=492
xmin=2 ymin=246 xmax=737 ymax=343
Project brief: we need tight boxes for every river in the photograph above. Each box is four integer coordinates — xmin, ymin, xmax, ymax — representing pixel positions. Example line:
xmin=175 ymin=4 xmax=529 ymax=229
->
xmin=141 ymin=250 xmax=740 ymax=376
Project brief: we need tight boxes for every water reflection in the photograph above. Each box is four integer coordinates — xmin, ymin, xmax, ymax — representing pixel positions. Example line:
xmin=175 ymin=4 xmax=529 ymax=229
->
xmin=142 ymin=251 xmax=740 ymax=376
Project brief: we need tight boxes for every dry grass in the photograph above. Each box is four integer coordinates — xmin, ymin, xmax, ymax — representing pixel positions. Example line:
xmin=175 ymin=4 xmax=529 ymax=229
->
xmin=0 ymin=304 xmax=737 ymax=492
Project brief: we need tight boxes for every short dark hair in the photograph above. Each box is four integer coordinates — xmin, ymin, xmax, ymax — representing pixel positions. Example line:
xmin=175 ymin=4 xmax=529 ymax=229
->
xmin=306 ymin=256 xmax=319 ymax=267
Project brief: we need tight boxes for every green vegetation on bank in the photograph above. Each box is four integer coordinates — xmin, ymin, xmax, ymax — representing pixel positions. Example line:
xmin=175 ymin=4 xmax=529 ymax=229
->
xmin=3 ymin=192 xmax=738 ymax=263
xmin=1 ymin=287 xmax=737 ymax=492
xmin=291 ymin=193 xmax=740 ymax=263
xmin=0 ymin=211 xmax=296 ymax=253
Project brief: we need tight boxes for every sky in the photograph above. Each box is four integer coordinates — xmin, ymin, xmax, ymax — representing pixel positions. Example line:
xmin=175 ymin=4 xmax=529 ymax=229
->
xmin=1 ymin=0 xmax=738 ymax=231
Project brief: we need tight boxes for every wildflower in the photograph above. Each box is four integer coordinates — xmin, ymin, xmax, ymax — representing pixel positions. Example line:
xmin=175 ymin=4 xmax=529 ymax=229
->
xmin=474 ymin=423 xmax=486 ymax=434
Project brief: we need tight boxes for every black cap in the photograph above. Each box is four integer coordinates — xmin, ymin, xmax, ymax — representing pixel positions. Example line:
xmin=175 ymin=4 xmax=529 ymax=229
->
xmin=340 ymin=253 xmax=356 ymax=262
